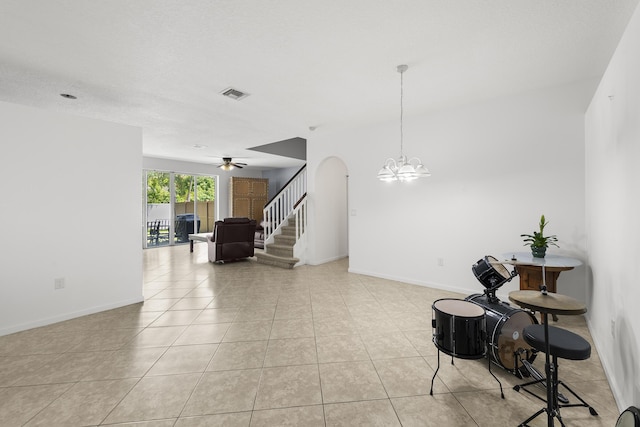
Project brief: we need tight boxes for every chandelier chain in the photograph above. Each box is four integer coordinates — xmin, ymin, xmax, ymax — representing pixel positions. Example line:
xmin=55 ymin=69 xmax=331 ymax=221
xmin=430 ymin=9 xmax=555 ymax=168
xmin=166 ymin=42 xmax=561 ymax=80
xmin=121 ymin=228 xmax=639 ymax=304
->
xmin=400 ymin=68 xmax=404 ymax=158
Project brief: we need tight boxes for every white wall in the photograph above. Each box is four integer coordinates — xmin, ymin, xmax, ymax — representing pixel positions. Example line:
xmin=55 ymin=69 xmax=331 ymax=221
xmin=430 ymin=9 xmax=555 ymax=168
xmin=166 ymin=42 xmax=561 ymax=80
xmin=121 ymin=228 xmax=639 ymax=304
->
xmin=0 ymin=101 xmax=143 ymax=335
xmin=308 ymin=81 xmax=591 ymax=301
xmin=585 ymin=2 xmax=640 ymax=411
xmin=263 ymin=166 xmax=301 ymax=199
xmin=143 ymin=157 xmax=264 ymax=220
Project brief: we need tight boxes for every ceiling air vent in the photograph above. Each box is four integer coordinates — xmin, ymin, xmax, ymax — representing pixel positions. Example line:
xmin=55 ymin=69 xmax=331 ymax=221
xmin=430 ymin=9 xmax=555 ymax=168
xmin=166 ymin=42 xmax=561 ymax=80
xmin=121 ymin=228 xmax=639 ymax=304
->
xmin=220 ymin=87 xmax=250 ymax=100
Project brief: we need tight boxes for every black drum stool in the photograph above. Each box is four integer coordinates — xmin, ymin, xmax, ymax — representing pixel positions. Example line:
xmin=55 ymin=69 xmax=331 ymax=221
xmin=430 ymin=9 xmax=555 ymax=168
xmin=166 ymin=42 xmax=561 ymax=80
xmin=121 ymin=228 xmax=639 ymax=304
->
xmin=515 ymin=324 xmax=598 ymax=426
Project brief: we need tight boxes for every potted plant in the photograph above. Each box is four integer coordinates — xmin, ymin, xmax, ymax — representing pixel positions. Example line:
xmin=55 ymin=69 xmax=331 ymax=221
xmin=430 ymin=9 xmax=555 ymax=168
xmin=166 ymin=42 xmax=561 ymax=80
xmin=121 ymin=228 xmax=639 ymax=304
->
xmin=521 ymin=214 xmax=559 ymax=258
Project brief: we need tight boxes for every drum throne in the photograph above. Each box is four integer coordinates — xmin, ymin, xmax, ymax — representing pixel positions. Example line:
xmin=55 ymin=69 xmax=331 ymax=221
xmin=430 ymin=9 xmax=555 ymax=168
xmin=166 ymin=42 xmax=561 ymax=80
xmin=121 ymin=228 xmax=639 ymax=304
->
xmin=514 ymin=324 xmax=598 ymax=426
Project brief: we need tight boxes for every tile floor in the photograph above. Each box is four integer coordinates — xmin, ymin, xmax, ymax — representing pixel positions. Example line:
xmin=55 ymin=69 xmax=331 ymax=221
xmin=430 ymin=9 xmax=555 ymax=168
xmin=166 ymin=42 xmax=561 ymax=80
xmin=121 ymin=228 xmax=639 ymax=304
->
xmin=0 ymin=244 xmax=620 ymax=426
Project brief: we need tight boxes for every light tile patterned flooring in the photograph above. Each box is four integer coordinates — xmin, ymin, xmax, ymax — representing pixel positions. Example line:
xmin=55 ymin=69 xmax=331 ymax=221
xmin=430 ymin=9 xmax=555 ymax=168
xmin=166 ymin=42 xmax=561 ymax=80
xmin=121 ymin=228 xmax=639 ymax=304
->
xmin=0 ymin=244 xmax=620 ymax=426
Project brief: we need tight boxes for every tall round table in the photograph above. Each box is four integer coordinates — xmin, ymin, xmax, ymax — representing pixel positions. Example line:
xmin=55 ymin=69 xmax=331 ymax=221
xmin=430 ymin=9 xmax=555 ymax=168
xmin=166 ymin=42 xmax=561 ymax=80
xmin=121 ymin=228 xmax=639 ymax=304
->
xmin=498 ymin=253 xmax=582 ymax=321
xmin=500 ymin=252 xmax=582 ymax=294
xmin=509 ymin=290 xmax=587 ymax=427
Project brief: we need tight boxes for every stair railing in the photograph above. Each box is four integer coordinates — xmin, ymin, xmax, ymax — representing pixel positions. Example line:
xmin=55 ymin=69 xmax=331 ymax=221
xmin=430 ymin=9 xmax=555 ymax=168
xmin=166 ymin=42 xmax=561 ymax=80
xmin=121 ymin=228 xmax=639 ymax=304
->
xmin=291 ymin=194 xmax=307 ymax=263
xmin=263 ymin=165 xmax=306 ymax=241
xmin=292 ymin=194 xmax=307 ymax=241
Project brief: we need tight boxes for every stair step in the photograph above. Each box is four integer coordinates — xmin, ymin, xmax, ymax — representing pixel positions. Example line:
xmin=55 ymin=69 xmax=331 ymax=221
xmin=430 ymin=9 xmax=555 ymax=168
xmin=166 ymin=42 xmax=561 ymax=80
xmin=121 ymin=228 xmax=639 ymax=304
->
xmin=281 ymin=225 xmax=297 ymax=236
xmin=274 ymin=234 xmax=296 ymax=245
xmin=266 ymin=244 xmax=294 ymax=258
xmin=255 ymin=252 xmax=299 ymax=269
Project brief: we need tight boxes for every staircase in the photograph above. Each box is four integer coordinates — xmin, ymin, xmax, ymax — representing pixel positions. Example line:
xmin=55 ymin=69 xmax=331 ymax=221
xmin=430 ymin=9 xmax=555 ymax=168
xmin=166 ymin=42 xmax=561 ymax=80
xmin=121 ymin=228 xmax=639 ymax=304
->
xmin=255 ymin=216 xmax=300 ymax=269
xmin=255 ymin=165 xmax=307 ymax=269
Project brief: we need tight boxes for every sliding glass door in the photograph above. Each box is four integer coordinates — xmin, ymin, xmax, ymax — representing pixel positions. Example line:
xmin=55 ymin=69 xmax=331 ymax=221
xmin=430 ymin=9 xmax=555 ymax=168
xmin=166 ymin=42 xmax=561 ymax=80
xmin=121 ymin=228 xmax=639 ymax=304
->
xmin=196 ymin=176 xmax=216 ymax=234
xmin=174 ymin=174 xmax=198 ymax=243
xmin=144 ymin=171 xmax=217 ymax=248
xmin=146 ymin=171 xmax=171 ymax=247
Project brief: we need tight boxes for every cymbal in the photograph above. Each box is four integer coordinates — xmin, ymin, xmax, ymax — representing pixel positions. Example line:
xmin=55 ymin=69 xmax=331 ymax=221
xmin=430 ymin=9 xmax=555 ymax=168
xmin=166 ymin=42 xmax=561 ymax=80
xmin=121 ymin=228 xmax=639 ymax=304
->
xmin=509 ymin=290 xmax=586 ymax=315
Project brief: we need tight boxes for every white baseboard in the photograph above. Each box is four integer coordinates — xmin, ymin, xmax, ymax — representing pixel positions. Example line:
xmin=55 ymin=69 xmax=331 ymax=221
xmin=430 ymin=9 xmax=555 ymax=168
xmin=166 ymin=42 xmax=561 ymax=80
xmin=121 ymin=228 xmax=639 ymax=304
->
xmin=307 ymin=254 xmax=348 ymax=266
xmin=0 ymin=296 xmax=144 ymax=337
xmin=346 ymin=267 xmax=478 ymax=297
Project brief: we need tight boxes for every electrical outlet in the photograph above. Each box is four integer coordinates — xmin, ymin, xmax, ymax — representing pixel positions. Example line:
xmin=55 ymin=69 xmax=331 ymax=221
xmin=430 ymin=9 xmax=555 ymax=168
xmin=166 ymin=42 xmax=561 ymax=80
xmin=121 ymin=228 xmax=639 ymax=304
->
xmin=54 ymin=277 xmax=65 ymax=290
xmin=437 ymin=258 xmax=444 ymax=267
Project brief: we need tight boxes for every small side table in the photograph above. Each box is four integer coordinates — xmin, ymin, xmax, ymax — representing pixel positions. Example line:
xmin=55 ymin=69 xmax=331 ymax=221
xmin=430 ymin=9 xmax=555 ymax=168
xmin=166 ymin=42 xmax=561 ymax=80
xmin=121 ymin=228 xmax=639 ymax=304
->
xmin=516 ymin=265 xmax=574 ymax=294
xmin=500 ymin=253 xmax=582 ymax=322
xmin=188 ymin=233 xmax=212 ymax=252
xmin=501 ymin=252 xmax=582 ymax=293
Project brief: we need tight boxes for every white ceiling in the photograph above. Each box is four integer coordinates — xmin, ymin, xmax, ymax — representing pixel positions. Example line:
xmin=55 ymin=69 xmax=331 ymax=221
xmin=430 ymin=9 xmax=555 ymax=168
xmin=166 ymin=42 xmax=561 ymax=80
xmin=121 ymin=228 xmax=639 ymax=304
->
xmin=1 ymin=0 xmax=638 ymax=169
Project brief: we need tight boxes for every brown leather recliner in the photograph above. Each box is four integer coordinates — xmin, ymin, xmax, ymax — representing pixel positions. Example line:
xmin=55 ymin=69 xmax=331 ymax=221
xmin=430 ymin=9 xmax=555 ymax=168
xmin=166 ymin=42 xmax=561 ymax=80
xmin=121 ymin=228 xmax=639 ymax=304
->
xmin=207 ymin=217 xmax=257 ymax=263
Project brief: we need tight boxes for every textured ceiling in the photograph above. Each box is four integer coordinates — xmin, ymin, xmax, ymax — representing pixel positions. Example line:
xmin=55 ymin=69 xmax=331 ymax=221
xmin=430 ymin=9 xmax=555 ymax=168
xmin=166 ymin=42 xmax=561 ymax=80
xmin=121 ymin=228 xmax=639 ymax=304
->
xmin=1 ymin=0 xmax=638 ymax=169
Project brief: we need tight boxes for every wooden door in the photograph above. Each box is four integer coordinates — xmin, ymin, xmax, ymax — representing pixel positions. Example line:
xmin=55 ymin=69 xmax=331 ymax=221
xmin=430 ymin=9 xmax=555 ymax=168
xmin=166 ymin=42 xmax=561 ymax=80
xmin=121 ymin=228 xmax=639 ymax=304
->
xmin=230 ymin=177 xmax=268 ymax=223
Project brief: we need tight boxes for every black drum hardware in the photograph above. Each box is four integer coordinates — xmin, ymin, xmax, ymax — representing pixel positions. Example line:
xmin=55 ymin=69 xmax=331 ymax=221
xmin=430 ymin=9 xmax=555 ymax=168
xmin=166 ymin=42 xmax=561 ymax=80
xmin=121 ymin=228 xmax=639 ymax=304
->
xmin=429 ymin=255 xmax=573 ymax=403
xmin=468 ymin=255 xmax=569 ymax=404
xmin=470 ymin=255 xmax=540 ymax=378
xmin=472 ymin=255 xmax=517 ymax=303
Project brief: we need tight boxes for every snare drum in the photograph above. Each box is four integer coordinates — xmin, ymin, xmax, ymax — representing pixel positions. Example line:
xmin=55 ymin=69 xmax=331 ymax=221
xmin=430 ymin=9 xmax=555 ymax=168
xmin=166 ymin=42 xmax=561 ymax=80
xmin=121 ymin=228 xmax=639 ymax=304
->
xmin=465 ymin=294 xmax=538 ymax=371
xmin=432 ymin=298 xmax=486 ymax=359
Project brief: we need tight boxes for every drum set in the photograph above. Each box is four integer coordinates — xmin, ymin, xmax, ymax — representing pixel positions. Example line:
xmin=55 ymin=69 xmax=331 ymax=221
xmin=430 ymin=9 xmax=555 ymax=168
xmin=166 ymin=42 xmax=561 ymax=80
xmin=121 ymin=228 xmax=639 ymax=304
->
xmin=430 ymin=255 xmax=555 ymax=398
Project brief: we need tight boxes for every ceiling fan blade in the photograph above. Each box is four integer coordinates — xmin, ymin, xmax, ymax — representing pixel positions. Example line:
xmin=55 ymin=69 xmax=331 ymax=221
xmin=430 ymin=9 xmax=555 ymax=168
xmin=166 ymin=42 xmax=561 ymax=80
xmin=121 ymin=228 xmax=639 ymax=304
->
xmin=213 ymin=157 xmax=247 ymax=170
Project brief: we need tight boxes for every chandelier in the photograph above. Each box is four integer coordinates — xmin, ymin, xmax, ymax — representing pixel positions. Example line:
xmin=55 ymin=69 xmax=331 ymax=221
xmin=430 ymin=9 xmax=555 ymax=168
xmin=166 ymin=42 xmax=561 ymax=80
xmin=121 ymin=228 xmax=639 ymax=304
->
xmin=377 ymin=64 xmax=431 ymax=182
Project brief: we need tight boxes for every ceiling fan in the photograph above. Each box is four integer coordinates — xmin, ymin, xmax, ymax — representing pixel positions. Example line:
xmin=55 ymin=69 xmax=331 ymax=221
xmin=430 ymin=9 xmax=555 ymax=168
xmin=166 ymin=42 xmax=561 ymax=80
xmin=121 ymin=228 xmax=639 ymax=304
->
xmin=217 ymin=157 xmax=247 ymax=171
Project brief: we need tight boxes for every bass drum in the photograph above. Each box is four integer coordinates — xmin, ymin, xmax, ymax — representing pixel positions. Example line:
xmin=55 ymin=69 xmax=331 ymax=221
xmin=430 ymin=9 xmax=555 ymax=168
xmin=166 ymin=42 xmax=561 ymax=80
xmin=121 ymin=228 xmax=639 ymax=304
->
xmin=465 ymin=294 xmax=538 ymax=372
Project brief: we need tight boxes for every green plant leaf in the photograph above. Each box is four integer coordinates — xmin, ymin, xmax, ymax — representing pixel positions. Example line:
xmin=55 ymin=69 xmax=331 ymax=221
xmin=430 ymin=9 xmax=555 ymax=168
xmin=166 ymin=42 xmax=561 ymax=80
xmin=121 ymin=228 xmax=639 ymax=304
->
xmin=522 ymin=215 xmax=559 ymax=249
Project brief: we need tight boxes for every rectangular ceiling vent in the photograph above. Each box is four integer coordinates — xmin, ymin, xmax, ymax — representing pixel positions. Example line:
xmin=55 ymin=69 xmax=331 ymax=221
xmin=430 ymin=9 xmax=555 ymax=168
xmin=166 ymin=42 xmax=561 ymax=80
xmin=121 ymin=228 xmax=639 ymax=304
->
xmin=220 ymin=87 xmax=250 ymax=100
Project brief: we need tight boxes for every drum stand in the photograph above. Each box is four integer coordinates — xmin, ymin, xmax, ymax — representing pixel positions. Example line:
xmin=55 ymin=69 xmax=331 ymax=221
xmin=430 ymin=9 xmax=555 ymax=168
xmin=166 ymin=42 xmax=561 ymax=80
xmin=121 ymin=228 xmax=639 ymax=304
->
xmin=483 ymin=277 xmax=508 ymax=304
xmin=512 ymin=266 xmax=595 ymax=427
xmin=514 ymin=349 xmax=570 ymax=404
xmin=429 ymin=345 xmax=505 ymax=399
xmin=514 ymin=348 xmax=541 ymax=379
xmin=514 ymin=370 xmax=594 ymax=415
